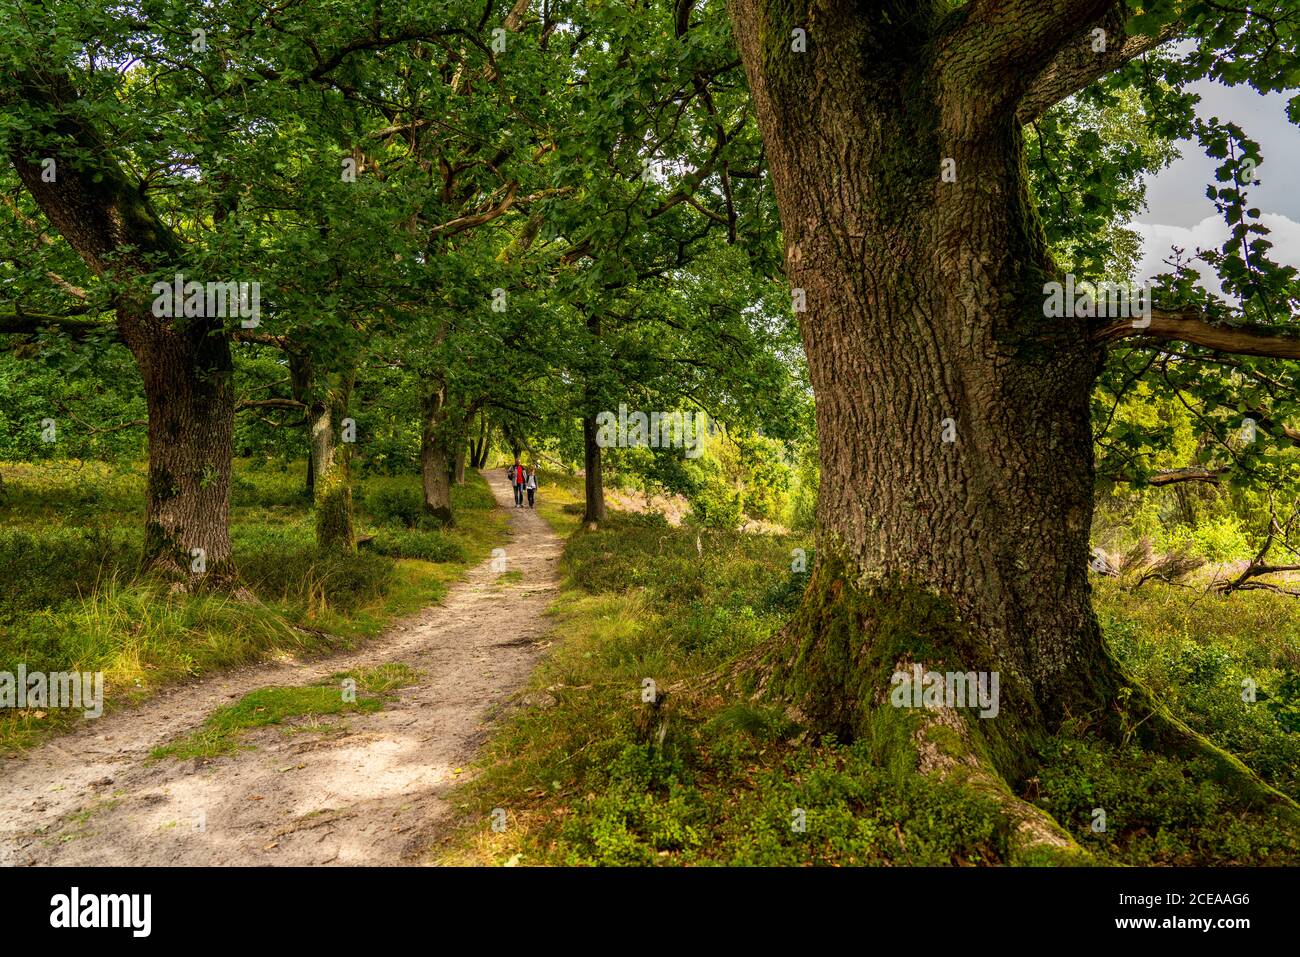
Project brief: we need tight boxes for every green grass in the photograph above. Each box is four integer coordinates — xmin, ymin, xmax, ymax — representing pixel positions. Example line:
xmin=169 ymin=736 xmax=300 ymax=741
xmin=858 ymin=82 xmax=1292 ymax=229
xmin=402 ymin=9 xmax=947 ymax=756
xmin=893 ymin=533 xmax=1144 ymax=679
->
xmin=1094 ymin=579 xmax=1300 ymax=803
xmin=0 ymin=459 xmax=507 ymax=752
xmin=150 ymin=663 xmax=421 ymax=760
xmin=439 ymin=505 xmax=1300 ymax=867
xmin=529 ymin=470 xmax=587 ymax=538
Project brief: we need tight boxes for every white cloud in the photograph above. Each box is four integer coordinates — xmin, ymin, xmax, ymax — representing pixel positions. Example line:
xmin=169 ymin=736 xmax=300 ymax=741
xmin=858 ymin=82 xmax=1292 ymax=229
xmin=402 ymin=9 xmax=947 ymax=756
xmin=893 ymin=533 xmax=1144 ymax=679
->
xmin=1130 ymin=213 xmax=1300 ymax=302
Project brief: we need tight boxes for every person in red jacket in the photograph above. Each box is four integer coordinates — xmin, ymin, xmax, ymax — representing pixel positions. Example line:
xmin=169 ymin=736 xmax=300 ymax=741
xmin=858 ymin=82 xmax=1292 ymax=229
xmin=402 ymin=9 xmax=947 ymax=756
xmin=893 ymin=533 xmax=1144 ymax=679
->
xmin=507 ymin=458 xmax=525 ymax=507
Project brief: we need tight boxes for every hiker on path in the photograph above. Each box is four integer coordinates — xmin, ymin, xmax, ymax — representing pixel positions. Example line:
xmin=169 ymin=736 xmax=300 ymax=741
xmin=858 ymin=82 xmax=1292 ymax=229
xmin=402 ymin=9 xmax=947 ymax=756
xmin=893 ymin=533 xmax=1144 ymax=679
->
xmin=508 ymin=458 xmax=525 ymax=507
xmin=526 ymin=467 xmax=537 ymax=508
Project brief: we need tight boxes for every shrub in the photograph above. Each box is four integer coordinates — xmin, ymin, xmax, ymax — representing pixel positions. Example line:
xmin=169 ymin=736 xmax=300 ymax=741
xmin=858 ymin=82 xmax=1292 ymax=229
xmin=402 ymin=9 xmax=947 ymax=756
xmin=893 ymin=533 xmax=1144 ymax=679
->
xmin=363 ymin=484 xmax=427 ymax=528
xmin=369 ymin=528 xmax=466 ymax=563
xmin=234 ymin=528 xmax=394 ymax=612
xmin=0 ymin=527 xmax=139 ymax=619
xmin=685 ymin=477 xmax=743 ymax=531
xmin=1034 ymin=736 xmax=1300 ymax=865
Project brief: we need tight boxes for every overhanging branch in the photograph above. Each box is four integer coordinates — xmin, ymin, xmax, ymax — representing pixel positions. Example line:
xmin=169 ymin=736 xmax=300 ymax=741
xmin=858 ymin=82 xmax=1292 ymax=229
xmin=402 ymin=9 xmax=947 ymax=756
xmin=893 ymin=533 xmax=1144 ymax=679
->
xmin=1097 ymin=309 xmax=1300 ymax=360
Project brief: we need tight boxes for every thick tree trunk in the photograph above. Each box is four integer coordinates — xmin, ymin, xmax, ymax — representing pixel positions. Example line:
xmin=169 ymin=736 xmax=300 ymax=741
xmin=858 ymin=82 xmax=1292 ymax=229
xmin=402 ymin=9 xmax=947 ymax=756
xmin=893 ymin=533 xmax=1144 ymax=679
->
xmin=136 ymin=325 xmax=237 ymax=577
xmin=582 ymin=414 xmax=606 ymax=527
xmin=421 ymin=439 xmax=453 ymax=526
xmin=728 ymin=3 xmax=1112 ymax=785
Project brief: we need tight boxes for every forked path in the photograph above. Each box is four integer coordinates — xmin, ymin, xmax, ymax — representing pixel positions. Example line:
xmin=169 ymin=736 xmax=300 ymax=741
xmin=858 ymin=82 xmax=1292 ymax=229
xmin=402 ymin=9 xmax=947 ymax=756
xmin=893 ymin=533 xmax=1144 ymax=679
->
xmin=0 ymin=470 xmax=560 ymax=866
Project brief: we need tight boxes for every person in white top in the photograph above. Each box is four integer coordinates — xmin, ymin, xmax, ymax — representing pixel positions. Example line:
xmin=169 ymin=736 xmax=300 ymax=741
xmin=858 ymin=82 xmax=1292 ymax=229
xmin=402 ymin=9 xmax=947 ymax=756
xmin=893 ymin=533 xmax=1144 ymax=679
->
xmin=525 ymin=468 xmax=537 ymax=508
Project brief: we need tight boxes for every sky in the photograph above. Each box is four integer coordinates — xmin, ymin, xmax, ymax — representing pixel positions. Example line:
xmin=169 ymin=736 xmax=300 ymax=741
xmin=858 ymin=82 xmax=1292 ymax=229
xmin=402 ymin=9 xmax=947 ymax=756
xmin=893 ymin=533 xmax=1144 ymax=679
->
xmin=1131 ymin=77 xmax=1300 ymax=298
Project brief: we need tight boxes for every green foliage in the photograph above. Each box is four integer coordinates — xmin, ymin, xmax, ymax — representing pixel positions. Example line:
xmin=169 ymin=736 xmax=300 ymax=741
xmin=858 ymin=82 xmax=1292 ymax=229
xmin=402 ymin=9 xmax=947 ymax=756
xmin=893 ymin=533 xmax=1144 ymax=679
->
xmin=1098 ymin=580 xmax=1300 ymax=801
xmin=1262 ymin=670 xmax=1300 ymax=734
xmin=0 ymin=350 xmax=145 ymax=462
xmin=684 ymin=471 xmax=744 ymax=531
xmin=0 ymin=526 xmax=138 ymax=621
xmin=362 ymin=485 xmax=427 ymax=529
xmin=1034 ymin=736 xmax=1300 ymax=864
xmin=1159 ymin=515 xmax=1254 ymax=562
xmin=368 ymin=528 xmax=465 ymax=563
xmin=449 ymin=503 xmax=1300 ymax=867
xmin=234 ymin=526 xmax=395 ymax=613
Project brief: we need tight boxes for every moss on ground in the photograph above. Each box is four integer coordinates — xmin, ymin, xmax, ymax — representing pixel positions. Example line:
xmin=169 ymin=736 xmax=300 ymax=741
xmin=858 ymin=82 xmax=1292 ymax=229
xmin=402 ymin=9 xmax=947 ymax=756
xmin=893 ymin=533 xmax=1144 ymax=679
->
xmin=150 ymin=663 xmax=421 ymax=760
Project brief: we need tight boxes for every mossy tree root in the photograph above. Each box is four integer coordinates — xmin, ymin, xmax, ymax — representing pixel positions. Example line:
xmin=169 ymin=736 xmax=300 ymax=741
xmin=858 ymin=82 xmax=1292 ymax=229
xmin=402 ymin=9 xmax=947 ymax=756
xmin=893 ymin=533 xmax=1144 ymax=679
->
xmin=720 ymin=555 xmax=1295 ymax=862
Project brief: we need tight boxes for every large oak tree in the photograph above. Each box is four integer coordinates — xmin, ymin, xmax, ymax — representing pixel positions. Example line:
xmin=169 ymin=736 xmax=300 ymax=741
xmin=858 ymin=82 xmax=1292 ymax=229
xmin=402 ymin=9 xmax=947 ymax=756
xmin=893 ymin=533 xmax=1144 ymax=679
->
xmin=726 ymin=0 xmax=1300 ymax=850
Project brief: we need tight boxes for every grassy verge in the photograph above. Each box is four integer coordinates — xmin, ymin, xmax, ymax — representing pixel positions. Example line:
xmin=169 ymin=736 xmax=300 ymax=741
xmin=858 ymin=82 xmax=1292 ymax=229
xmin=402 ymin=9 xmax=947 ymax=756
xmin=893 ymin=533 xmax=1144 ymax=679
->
xmin=0 ymin=460 xmax=506 ymax=751
xmin=439 ymin=499 xmax=1300 ymax=866
xmin=530 ymin=470 xmax=587 ymax=537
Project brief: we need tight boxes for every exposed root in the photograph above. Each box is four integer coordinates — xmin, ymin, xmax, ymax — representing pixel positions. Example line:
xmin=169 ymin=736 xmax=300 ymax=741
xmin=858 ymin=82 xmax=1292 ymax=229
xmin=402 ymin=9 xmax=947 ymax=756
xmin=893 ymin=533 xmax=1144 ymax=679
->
xmin=897 ymin=664 xmax=1086 ymax=863
xmin=1120 ymin=681 xmax=1300 ymax=819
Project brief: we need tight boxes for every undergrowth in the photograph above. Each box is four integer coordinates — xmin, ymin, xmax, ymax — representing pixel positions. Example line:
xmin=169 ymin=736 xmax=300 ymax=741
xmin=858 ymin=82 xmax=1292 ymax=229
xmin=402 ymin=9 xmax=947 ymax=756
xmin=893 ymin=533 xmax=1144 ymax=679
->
xmin=441 ymin=488 xmax=1300 ymax=867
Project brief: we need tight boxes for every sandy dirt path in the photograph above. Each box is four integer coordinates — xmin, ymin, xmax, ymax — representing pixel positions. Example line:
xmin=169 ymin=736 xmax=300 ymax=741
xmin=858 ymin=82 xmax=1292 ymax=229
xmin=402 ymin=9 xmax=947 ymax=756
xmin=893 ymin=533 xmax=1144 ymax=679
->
xmin=0 ymin=470 xmax=560 ymax=866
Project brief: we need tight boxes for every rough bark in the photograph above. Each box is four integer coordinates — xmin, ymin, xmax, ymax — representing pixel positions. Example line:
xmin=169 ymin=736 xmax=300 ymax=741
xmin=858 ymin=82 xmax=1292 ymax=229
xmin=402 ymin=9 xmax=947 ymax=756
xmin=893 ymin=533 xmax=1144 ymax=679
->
xmin=724 ymin=0 xmax=1297 ymax=840
xmin=8 ymin=67 xmax=235 ymax=580
xmin=421 ymin=386 xmax=455 ymax=527
xmin=135 ymin=332 xmax=237 ymax=577
xmin=730 ymin=1 xmax=1105 ymax=751
xmin=582 ymin=413 xmax=606 ymax=527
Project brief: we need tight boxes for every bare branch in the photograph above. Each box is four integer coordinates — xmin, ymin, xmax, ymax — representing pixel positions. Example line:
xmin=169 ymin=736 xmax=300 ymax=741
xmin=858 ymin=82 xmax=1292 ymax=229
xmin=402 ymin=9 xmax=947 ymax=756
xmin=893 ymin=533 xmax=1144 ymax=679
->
xmin=235 ymin=398 xmax=305 ymax=411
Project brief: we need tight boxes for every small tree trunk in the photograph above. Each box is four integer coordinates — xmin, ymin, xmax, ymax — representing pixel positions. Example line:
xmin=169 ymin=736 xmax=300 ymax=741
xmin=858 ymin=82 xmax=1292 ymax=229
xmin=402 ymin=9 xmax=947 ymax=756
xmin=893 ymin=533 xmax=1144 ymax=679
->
xmin=453 ymin=445 xmax=467 ymax=484
xmin=421 ymin=388 xmax=454 ymax=526
xmin=289 ymin=349 xmax=315 ymax=495
xmin=581 ymin=310 xmax=606 ymax=528
xmin=308 ymin=368 xmax=356 ymax=551
xmin=470 ymin=412 xmax=490 ymax=468
xmin=582 ymin=414 xmax=605 ymax=527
